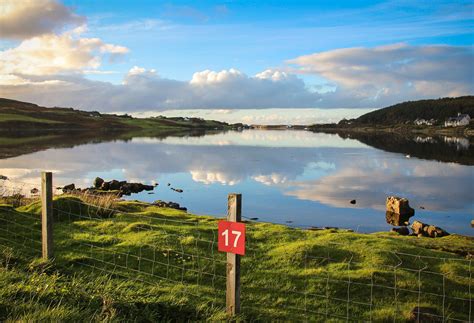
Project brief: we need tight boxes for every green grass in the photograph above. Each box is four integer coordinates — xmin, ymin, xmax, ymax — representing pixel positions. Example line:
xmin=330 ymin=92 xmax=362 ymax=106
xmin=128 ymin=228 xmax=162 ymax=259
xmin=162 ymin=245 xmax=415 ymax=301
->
xmin=0 ymin=113 xmax=63 ymax=124
xmin=0 ymin=197 xmax=472 ymax=321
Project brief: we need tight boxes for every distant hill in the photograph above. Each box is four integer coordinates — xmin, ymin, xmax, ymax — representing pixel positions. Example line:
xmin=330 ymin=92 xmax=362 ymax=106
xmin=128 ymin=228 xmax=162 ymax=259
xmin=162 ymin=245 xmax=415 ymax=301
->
xmin=353 ymin=96 xmax=474 ymax=125
xmin=0 ymin=98 xmax=229 ymax=132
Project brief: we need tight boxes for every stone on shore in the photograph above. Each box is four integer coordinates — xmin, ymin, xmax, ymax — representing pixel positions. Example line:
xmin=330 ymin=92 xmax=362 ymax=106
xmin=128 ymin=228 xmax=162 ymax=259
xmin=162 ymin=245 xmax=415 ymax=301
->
xmin=93 ymin=177 xmax=104 ymax=188
xmin=152 ymin=200 xmax=187 ymax=211
xmin=411 ymin=220 xmax=449 ymax=238
xmin=386 ymin=196 xmax=415 ymax=217
xmin=62 ymin=183 xmax=75 ymax=193
xmin=385 ymin=211 xmax=413 ymax=226
xmin=391 ymin=227 xmax=409 ymax=235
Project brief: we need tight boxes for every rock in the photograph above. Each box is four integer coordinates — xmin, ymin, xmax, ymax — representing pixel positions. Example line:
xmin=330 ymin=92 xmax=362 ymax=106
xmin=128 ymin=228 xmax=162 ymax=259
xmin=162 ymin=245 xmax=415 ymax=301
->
xmin=108 ymin=180 xmax=121 ymax=190
xmin=152 ymin=200 xmax=187 ymax=211
xmin=411 ymin=220 xmax=425 ymax=235
xmin=350 ymin=199 xmax=356 ymax=204
xmin=100 ymin=181 xmax=110 ymax=190
xmin=411 ymin=220 xmax=449 ymax=238
xmin=386 ymin=196 xmax=415 ymax=217
xmin=408 ymin=306 xmax=441 ymax=322
xmin=0 ymin=175 xmax=8 ymax=180
xmin=30 ymin=188 xmax=39 ymax=194
xmin=62 ymin=183 xmax=75 ymax=192
xmin=171 ymin=188 xmax=183 ymax=193
xmin=93 ymin=177 xmax=104 ymax=188
xmin=391 ymin=227 xmax=409 ymax=235
xmin=385 ymin=211 xmax=412 ymax=226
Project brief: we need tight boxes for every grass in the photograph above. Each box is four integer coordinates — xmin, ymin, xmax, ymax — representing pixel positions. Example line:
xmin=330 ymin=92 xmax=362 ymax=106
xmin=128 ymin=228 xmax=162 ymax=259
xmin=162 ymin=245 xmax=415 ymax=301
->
xmin=0 ymin=196 xmax=472 ymax=321
xmin=0 ymin=113 xmax=63 ymax=124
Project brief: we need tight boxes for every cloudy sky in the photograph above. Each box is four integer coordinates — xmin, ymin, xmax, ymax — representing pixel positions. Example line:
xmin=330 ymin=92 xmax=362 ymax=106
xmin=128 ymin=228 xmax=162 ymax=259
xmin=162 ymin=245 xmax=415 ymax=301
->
xmin=0 ymin=0 xmax=473 ymax=124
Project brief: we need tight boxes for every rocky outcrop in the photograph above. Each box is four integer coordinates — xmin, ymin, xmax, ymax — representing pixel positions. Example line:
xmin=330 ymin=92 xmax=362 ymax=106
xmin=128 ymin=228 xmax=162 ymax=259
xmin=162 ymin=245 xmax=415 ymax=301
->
xmin=411 ymin=220 xmax=449 ymax=238
xmin=152 ymin=200 xmax=187 ymax=211
xmin=386 ymin=196 xmax=415 ymax=217
xmin=385 ymin=211 xmax=413 ymax=226
xmin=390 ymin=227 xmax=409 ymax=235
xmin=93 ymin=177 xmax=154 ymax=196
xmin=62 ymin=183 xmax=75 ymax=193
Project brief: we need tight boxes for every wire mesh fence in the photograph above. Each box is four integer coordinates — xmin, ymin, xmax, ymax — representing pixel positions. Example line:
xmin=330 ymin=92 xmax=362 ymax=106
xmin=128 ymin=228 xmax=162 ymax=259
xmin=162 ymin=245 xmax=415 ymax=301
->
xmin=0 ymin=174 xmax=472 ymax=321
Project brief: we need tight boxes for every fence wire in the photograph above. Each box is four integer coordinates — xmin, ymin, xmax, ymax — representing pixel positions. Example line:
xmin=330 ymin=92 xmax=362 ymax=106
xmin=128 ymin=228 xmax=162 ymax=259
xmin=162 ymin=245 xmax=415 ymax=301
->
xmin=0 ymin=177 xmax=472 ymax=321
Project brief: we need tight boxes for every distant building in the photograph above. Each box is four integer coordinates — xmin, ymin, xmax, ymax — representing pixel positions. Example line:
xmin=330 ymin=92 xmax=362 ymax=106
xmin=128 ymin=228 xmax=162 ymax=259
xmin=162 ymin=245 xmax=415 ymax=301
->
xmin=444 ymin=113 xmax=471 ymax=127
xmin=414 ymin=118 xmax=436 ymax=126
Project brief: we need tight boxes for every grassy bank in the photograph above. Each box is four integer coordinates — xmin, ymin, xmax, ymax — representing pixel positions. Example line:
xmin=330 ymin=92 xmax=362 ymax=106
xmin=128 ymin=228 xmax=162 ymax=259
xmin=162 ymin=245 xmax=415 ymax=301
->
xmin=0 ymin=98 xmax=231 ymax=133
xmin=0 ymin=196 xmax=472 ymax=321
xmin=308 ymin=123 xmax=474 ymax=137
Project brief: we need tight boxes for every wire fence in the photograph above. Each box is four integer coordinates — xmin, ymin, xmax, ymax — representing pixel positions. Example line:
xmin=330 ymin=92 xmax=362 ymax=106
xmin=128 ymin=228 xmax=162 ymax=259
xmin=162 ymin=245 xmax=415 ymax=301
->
xmin=0 ymin=175 xmax=472 ymax=321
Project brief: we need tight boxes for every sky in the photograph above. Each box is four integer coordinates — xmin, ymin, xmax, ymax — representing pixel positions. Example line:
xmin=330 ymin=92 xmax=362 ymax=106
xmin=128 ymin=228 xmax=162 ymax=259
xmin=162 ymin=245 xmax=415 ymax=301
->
xmin=0 ymin=0 xmax=473 ymax=124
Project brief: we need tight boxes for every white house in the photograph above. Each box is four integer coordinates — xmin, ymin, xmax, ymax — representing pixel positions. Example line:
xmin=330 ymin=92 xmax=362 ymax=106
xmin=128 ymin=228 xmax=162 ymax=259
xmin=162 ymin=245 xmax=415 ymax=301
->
xmin=444 ymin=113 xmax=471 ymax=127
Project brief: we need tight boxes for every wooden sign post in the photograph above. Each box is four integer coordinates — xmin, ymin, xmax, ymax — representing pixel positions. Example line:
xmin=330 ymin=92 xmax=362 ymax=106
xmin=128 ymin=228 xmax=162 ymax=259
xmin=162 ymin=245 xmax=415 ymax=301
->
xmin=41 ymin=171 xmax=53 ymax=260
xmin=219 ymin=193 xmax=244 ymax=316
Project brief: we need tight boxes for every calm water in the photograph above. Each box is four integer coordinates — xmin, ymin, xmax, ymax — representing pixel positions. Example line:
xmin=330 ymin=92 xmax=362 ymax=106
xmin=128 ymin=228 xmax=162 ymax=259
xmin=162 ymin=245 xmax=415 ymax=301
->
xmin=0 ymin=130 xmax=473 ymax=234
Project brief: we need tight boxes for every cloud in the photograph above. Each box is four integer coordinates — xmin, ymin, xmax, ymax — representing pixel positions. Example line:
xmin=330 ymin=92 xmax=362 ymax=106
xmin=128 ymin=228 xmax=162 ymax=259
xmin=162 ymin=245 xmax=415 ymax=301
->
xmin=0 ymin=30 xmax=128 ymax=77
xmin=0 ymin=67 xmax=320 ymax=111
xmin=288 ymin=43 xmax=474 ymax=108
xmin=0 ymin=0 xmax=85 ymax=39
xmin=1 ymin=34 xmax=472 ymax=112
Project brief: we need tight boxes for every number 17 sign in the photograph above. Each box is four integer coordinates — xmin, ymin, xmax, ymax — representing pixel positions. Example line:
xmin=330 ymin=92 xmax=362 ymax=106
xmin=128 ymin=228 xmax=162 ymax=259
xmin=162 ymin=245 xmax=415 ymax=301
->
xmin=218 ymin=220 xmax=246 ymax=255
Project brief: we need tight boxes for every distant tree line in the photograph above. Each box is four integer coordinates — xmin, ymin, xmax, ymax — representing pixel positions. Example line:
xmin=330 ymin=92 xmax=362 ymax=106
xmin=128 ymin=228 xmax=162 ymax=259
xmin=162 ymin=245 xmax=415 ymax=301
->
xmin=351 ymin=96 xmax=474 ymax=125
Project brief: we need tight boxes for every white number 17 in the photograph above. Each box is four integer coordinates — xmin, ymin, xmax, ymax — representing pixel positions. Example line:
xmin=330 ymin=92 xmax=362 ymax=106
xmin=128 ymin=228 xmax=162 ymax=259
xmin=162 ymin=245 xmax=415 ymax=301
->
xmin=222 ymin=229 xmax=242 ymax=247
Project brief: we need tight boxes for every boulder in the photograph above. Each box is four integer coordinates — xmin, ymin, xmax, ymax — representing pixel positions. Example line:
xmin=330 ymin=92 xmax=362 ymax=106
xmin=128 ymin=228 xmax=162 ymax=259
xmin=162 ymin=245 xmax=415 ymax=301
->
xmin=62 ymin=183 xmax=75 ymax=192
xmin=152 ymin=200 xmax=187 ymax=211
xmin=93 ymin=177 xmax=104 ymax=188
xmin=385 ymin=211 xmax=412 ymax=226
xmin=411 ymin=220 xmax=449 ymax=238
xmin=411 ymin=220 xmax=425 ymax=235
xmin=386 ymin=196 xmax=415 ymax=217
xmin=391 ymin=227 xmax=409 ymax=235
xmin=108 ymin=180 xmax=121 ymax=190
xmin=0 ymin=175 xmax=8 ymax=180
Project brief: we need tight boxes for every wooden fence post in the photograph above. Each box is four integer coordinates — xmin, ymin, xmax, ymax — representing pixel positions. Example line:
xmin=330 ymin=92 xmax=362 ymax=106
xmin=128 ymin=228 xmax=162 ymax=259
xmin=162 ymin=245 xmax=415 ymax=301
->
xmin=226 ymin=193 xmax=241 ymax=315
xmin=41 ymin=172 xmax=53 ymax=260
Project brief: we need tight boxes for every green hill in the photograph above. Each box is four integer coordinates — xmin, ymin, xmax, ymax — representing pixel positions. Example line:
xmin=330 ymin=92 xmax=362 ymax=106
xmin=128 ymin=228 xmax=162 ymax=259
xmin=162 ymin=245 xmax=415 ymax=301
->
xmin=0 ymin=98 xmax=230 ymax=132
xmin=354 ymin=96 xmax=474 ymax=125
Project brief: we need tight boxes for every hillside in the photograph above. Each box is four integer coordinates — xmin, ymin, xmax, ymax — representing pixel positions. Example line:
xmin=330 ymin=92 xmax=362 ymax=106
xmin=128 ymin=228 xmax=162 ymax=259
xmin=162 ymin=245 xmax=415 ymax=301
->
xmin=353 ymin=96 xmax=474 ymax=125
xmin=0 ymin=98 xmax=230 ymax=132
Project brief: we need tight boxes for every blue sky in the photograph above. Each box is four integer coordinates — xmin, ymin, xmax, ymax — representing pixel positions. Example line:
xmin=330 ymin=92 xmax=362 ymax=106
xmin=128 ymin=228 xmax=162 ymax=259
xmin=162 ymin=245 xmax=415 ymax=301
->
xmin=66 ymin=0 xmax=473 ymax=82
xmin=0 ymin=0 xmax=473 ymax=123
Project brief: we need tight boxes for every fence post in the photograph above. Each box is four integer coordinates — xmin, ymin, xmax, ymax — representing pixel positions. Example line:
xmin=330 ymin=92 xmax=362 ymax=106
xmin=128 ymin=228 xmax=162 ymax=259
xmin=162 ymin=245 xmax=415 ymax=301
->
xmin=41 ymin=171 xmax=53 ymax=260
xmin=226 ymin=193 xmax=241 ymax=315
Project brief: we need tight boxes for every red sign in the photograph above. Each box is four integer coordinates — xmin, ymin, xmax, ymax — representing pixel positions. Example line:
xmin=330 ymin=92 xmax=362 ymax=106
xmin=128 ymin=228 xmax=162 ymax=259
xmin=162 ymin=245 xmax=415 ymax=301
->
xmin=218 ymin=220 xmax=246 ymax=255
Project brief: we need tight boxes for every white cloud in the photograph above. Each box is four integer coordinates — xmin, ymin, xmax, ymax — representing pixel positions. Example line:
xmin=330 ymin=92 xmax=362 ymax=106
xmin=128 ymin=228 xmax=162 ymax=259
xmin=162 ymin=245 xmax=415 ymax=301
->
xmin=190 ymin=170 xmax=240 ymax=185
xmin=0 ymin=0 xmax=85 ymax=39
xmin=0 ymin=30 xmax=129 ymax=77
xmin=288 ymin=43 xmax=474 ymax=108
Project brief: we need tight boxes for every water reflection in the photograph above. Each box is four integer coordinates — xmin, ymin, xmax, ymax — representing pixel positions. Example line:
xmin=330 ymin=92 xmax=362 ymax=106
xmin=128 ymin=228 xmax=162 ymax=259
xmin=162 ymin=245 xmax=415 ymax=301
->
xmin=0 ymin=130 xmax=472 ymax=234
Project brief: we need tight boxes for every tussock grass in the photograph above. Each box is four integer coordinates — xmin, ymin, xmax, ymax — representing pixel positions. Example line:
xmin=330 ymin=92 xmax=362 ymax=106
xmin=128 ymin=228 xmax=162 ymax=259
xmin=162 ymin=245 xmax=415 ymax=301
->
xmin=0 ymin=197 xmax=472 ymax=321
